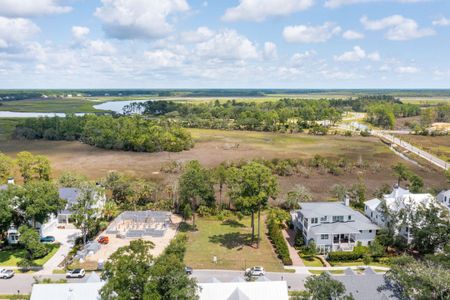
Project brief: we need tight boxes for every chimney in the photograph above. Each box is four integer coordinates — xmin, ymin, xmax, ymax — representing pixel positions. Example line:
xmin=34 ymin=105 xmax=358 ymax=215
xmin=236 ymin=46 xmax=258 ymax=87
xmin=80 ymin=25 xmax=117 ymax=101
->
xmin=7 ymin=177 xmax=14 ymax=185
xmin=344 ymin=195 xmax=350 ymax=207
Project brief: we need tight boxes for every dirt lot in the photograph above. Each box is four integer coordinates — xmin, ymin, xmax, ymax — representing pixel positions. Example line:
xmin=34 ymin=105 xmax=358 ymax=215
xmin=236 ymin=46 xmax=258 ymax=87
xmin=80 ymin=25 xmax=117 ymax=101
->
xmin=0 ymin=129 xmax=447 ymax=199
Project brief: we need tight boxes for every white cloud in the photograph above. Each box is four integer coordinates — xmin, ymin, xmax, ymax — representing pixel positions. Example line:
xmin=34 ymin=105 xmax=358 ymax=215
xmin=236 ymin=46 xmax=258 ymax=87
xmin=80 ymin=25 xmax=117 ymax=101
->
xmin=181 ymin=27 xmax=214 ymax=43
xmin=263 ymin=42 xmax=278 ymax=59
xmin=72 ymin=26 xmax=90 ymax=40
xmin=0 ymin=0 xmax=71 ymax=17
xmin=367 ymin=52 xmax=381 ymax=61
xmin=342 ymin=30 xmax=364 ymax=40
xmin=361 ymin=15 xmax=435 ymax=41
xmin=290 ymin=50 xmax=317 ymax=65
xmin=334 ymin=46 xmax=380 ymax=62
xmin=283 ymin=22 xmax=341 ymax=43
xmin=325 ymin=0 xmax=427 ymax=9
xmin=196 ymin=29 xmax=259 ymax=60
xmin=396 ymin=66 xmax=419 ymax=74
xmin=222 ymin=0 xmax=313 ymax=22
xmin=95 ymin=0 xmax=190 ymax=39
xmin=144 ymin=49 xmax=185 ymax=68
xmin=0 ymin=17 xmax=39 ymax=48
xmin=87 ymin=40 xmax=116 ymax=55
xmin=334 ymin=46 xmax=366 ymax=62
xmin=433 ymin=17 xmax=450 ymax=27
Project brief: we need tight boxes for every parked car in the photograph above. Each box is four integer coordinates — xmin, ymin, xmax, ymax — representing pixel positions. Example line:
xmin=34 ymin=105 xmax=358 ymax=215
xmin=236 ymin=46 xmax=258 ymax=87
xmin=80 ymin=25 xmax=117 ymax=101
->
xmin=40 ymin=236 xmax=56 ymax=243
xmin=245 ymin=266 xmax=265 ymax=277
xmin=185 ymin=266 xmax=193 ymax=275
xmin=98 ymin=236 xmax=109 ymax=244
xmin=66 ymin=268 xmax=86 ymax=278
xmin=0 ymin=269 xmax=14 ymax=279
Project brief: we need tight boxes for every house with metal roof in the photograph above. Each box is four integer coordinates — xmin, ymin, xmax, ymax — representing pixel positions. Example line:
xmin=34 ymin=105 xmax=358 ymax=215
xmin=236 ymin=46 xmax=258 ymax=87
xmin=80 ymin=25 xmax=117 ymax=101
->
xmin=364 ymin=185 xmax=444 ymax=243
xmin=291 ymin=199 xmax=379 ymax=253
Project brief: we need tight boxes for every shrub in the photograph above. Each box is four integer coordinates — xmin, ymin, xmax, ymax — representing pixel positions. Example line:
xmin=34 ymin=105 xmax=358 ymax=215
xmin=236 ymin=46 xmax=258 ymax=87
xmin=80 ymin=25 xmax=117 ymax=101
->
xmin=197 ymin=205 xmax=216 ymax=217
xmin=267 ymin=219 xmax=292 ymax=265
xmin=327 ymin=246 xmax=368 ymax=262
xmin=294 ymin=230 xmax=305 ymax=249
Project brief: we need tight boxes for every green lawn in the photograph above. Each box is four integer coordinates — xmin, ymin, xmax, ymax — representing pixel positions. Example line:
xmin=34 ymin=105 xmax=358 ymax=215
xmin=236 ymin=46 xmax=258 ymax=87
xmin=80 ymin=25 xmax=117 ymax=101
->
xmin=300 ymin=254 xmax=324 ymax=267
xmin=329 ymin=260 xmax=390 ymax=268
xmin=0 ymin=244 xmax=60 ymax=267
xmin=184 ymin=216 xmax=284 ymax=272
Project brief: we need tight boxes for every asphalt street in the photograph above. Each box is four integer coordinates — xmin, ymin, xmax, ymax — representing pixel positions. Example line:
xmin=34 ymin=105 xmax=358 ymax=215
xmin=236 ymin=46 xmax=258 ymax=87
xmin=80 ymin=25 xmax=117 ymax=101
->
xmin=0 ymin=269 xmax=308 ymax=295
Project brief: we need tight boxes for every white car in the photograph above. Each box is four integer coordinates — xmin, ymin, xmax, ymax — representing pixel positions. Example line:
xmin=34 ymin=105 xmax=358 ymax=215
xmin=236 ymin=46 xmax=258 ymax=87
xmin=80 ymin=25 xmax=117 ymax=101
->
xmin=245 ymin=266 xmax=265 ymax=277
xmin=66 ymin=268 xmax=86 ymax=278
xmin=0 ymin=269 xmax=14 ymax=279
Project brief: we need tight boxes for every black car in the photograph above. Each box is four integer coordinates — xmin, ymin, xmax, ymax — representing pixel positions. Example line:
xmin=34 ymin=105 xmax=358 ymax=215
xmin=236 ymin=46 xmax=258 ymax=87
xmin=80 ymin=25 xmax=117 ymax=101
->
xmin=185 ymin=266 xmax=193 ymax=275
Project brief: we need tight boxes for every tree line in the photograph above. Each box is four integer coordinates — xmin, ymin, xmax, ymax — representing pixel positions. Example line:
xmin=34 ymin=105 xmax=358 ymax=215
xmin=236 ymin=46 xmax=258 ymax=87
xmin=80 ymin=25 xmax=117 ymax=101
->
xmin=13 ymin=115 xmax=193 ymax=153
xmin=124 ymin=99 xmax=343 ymax=132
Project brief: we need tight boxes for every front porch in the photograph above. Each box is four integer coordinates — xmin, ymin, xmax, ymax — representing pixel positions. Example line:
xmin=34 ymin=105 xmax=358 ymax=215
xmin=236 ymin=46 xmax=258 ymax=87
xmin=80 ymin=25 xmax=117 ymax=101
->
xmin=332 ymin=233 xmax=356 ymax=252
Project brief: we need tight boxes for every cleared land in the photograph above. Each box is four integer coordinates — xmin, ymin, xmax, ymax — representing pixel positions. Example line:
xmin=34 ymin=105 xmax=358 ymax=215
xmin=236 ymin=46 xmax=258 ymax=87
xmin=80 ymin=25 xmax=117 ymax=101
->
xmin=0 ymin=129 xmax=447 ymax=199
xmin=184 ymin=216 xmax=284 ymax=272
xmin=396 ymin=135 xmax=450 ymax=162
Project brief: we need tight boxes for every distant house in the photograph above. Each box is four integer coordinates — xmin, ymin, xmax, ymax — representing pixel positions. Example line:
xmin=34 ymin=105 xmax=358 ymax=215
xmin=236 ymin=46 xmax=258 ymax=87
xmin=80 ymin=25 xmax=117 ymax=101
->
xmin=364 ymin=185 xmax=443 ymax=243
xmin=291 ymin=199 xmax=379 ymax=253
xmin=198 ymin=281 xmax=288 ymax=300
xmin=437 ymin=190 xmax=450 ymax=211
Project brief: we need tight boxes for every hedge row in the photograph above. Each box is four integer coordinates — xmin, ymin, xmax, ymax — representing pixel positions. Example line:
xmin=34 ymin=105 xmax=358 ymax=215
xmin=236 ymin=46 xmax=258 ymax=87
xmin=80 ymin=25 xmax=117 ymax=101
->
xmin=327 ymin=246 xmax=368 ymax=262
xmin=267 ymin=221 xmax=293 ymax=265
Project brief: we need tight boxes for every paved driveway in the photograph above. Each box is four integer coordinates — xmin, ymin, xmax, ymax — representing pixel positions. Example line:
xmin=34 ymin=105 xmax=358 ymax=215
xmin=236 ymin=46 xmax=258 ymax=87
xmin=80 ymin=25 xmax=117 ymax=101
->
xmin=36 ymin=227 xmax=81 ymax=274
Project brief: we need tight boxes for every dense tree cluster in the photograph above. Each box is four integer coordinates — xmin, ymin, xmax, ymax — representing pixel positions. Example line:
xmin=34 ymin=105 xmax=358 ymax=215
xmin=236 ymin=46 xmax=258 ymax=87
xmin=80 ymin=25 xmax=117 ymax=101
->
xmin=100 ymin=235 xmax=197 ymax=300
xmin=14 ymin=115 xmax=193 ymax=153
xmin=124 ymin=99 xmax=343 ymax=132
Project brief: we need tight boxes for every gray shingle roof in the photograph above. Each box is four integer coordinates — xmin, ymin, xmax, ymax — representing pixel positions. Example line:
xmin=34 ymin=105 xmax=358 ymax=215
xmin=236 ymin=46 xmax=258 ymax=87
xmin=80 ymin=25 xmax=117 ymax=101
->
xmin=334 ymin=274 xmax=399 ymax=300
xmin=299 ymin=202 xmax=355 ymax=217
xmin=58 ymin=187 xmax=81 ymax=215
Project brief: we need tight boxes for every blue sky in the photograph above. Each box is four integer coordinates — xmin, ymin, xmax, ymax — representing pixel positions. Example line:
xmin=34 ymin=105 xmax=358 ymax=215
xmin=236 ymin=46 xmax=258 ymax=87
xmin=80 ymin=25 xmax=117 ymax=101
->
xmin=0 ymin=0 xmax=449 ymax=88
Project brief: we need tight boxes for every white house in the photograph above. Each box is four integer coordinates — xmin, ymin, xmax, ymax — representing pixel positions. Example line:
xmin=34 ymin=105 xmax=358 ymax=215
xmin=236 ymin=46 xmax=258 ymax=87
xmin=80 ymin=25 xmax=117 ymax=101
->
xmin=39 ymin=187 xmax=106 ymax=236
xmin=291 ymin=199 xmax=379 ymax=253
xmin=437 ymin=190 xmax=450 ymax=211
xmin=364 ymin=185 xmax=443 ymax=243
xmin=198 ymin=281 xmax=288 ymax=300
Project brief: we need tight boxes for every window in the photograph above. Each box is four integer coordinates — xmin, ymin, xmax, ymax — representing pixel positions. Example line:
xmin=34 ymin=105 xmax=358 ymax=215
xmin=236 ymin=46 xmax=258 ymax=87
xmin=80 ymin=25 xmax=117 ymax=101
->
xmin=348 ymin=215 xmax=351 ymax=220
xmin=369 ymin=230 xmax=372 ymax=233
xmin=311 ymin=218 xmax=318 ymax=224
xmin=320 ymin=216 xmax=327 ymax=222
xmin=321 ymin=234 xmax=329 ymax=240
xmin=332 ymin=216 xmax=344 ymax=222
xmin=371 ymin=212 xmax=373 ymax=217
xmin=333 ymin=234 xmax=339 ymax=243
xmin=359 ymin=230 xmax=362 ymax=233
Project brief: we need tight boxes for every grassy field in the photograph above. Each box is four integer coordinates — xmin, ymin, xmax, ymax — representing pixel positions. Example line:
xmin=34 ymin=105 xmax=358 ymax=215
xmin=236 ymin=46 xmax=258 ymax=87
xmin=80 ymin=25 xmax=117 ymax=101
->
xmin=0 ymin=98 xmax=106 ymax=113
xmin=329 ymin=260 xmax=390 ymax=268
xmin=0 ymin=118 xmax=21 ymax=141
xmin=184 ymin=216 xmax=284 ymax=272
xmin=0 ymin=128 xmax=447 ymax=198
xmin=0 ymin=244 xmax=60 ymax=267
xmin=396 ymin=135 xmax=450 ymax=162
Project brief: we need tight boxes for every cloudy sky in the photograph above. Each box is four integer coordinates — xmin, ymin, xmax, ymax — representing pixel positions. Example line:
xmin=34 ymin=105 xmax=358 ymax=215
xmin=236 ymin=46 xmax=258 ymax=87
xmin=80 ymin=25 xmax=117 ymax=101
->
xmin=0 ymin=0 xmax=449 ymax=88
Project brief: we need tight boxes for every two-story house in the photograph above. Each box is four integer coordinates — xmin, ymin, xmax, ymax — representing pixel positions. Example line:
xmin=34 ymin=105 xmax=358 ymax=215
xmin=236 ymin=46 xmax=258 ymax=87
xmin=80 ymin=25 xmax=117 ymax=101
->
xmin=291 ymin=198 xmax=379 ymax=253
xmin=364 ymin=185 xmax=443 ymax=244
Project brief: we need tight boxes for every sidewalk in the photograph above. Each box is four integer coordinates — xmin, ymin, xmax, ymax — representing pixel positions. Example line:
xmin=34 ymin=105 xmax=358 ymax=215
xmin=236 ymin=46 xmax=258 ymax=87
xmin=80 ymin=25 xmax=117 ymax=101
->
xmin=285 ymin=265 xmax=390 ymax=274
xmin=281 ymin=229 xmax=304 ymax=267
